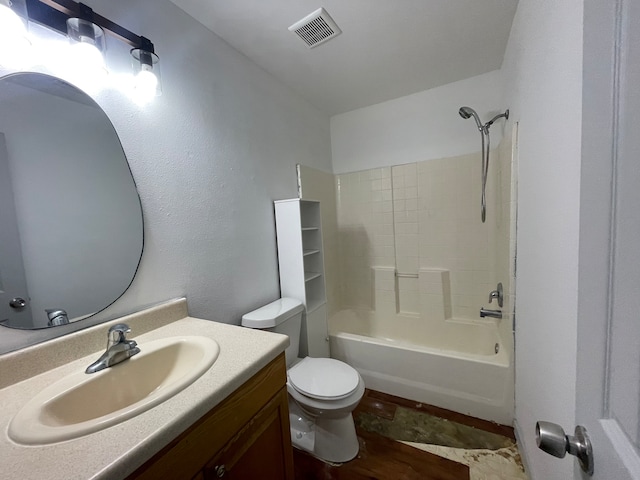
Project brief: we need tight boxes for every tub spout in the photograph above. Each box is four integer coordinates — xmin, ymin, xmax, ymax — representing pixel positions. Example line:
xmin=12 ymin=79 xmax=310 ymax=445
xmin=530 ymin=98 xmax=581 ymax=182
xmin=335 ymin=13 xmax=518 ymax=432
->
xmin=480 ymin=307 xmax=502 ymax=319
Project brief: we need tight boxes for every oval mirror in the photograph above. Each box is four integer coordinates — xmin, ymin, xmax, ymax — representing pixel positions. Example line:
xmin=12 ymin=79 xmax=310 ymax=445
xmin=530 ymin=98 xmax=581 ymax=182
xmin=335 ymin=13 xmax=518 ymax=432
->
xmin=0 ymin=73 xmax=143 ymax=329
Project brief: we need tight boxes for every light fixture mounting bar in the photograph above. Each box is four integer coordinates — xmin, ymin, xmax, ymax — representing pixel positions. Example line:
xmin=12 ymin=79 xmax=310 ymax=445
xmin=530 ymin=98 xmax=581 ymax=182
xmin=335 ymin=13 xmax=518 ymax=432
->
xmin=25 ymin=0 xmax=155 ymax=53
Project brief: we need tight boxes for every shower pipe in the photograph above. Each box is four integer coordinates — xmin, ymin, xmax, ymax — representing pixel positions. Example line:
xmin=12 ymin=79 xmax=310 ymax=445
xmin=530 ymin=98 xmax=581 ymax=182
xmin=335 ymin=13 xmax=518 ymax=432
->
xmin=458 ymin=106 xmax=509 ymax=223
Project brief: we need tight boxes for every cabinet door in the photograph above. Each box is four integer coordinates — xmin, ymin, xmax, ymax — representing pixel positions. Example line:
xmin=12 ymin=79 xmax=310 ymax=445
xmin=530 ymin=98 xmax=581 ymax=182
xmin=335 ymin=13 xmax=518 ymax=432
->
xmin=203 ymin=388 xmax=294 ymax=480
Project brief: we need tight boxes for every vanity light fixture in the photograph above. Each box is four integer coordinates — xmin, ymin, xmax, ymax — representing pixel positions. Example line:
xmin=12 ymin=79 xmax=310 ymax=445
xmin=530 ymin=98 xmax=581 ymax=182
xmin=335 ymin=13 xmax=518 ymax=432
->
xmin=21 ymin=0 xmax=161 ymax=99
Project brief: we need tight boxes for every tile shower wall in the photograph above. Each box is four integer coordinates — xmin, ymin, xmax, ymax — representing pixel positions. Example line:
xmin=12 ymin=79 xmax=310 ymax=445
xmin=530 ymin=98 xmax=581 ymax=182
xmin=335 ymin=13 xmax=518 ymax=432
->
xmin=335 ymin=167 xmax=394 ymax=309
xmin=335 ymin=137 xmax=513 ymax=323
xmin=392 ymin=164 xmax=420 ymax=314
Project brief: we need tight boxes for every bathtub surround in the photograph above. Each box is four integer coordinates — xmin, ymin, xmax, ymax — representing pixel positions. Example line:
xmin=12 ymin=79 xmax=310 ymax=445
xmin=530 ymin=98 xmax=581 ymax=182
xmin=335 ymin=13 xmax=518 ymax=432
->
xmin=334 ymin=142 xmax=514 ymax=324
xmin=372 ymin=267 xmax=398 ymax=317
xmin=372 ymin=267 xmax=452 ymax=320
xmin=298 ymin=138 xmax=516 ymax=424
xmin=334 ymin=166 xmax=395 ymax=310
xmin=418 ymin=269 xmax=453 ymax=320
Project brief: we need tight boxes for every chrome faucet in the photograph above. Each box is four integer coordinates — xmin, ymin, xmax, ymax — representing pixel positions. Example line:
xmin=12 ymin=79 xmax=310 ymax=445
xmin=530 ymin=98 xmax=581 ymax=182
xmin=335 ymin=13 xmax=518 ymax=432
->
xmin=480 ymin=282 xmax=503 ymax=319
xmin=85 ymin=323 xmax=140 ymax=374
xmin=488 ymin=282 xmax=503 ymax=307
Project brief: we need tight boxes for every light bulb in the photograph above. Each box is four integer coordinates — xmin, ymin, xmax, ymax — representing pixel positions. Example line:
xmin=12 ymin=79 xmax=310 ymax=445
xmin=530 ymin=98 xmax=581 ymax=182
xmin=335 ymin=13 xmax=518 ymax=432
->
xmin=70 ymin=41 xmax=104 ymax=71
xmin=0 ymin=3 xmax=31 ymax=69
xmin=59 ymin=41 xmax=107 ymax=92
xmin=132 ymin=69 xmax=158 ymax=105
xmin=130 ymin=48 xmax=161 ymax=103
xmin=0 ymin=4 xmax=25 ymax=37
xmin=62 ymin=18 xmax=107 ymax=91
xmin=136 ymin=67 xmax=158 ymax=93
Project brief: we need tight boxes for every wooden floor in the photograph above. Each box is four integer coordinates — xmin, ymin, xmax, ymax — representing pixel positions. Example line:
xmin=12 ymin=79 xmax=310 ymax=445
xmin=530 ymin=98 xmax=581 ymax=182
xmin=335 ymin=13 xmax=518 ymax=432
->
xmin=292 ymin=389 xmax=515 ymax=480
xmin=293 ymin=428 xmax=469 ymax=480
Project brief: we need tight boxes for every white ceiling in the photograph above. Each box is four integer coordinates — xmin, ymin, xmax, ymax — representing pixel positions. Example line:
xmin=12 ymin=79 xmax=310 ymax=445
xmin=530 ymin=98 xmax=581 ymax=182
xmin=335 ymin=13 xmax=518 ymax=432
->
xmin=169 ymin=0 xmax=518 ymax=115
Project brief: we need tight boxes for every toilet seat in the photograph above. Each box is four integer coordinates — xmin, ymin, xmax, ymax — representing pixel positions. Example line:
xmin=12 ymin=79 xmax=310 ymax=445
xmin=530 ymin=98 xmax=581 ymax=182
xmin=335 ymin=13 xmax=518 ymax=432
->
xmin=288 ymin=357 xmax=360 ymax=400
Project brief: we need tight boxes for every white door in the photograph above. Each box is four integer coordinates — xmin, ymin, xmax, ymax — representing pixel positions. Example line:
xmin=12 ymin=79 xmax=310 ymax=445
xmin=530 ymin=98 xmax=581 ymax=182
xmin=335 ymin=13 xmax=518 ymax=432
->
xmin=0 ymin=133 xmax=33 ymax=326
xmin=573 ymin=0 xmax=640 ymax=478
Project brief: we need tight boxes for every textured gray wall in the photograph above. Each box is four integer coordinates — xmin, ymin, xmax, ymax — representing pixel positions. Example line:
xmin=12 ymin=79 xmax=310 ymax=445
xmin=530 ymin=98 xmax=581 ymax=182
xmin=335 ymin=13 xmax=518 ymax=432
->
xmin=0 ymin=0 xmax=331 ymax=352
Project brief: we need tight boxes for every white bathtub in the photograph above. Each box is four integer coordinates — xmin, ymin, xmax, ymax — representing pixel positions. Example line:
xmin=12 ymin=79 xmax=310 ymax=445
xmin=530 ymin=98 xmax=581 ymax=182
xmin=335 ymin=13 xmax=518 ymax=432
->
xmin=328 ymin=309 xmax=514 ymax=425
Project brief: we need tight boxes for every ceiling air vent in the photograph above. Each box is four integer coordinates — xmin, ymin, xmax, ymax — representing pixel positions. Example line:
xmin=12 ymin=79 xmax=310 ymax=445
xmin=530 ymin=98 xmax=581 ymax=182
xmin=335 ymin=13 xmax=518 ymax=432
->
xmin=288 ymin=8 xmax=342 ymax=49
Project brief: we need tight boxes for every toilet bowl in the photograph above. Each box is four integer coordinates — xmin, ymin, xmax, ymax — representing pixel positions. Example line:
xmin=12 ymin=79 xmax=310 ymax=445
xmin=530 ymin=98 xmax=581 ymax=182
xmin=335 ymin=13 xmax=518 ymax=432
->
xmin=242 ymin=298 xmax=365 ymax=463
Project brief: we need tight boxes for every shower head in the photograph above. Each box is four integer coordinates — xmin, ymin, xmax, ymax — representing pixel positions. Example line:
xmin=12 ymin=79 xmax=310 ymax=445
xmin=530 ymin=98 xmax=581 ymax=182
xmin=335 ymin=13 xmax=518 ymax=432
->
xmin=458 ymin=104 xmax=510 ymax=224
xmin=458 ymin=106 xmax=474 ymax=119
xmin=458 ymin=106 xmax=482 ymax=130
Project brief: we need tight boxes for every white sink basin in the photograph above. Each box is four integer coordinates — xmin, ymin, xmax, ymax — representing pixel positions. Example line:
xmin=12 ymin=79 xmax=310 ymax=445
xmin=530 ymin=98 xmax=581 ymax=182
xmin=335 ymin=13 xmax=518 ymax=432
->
xmin=9 ymin=336 xmax=219 ymax=445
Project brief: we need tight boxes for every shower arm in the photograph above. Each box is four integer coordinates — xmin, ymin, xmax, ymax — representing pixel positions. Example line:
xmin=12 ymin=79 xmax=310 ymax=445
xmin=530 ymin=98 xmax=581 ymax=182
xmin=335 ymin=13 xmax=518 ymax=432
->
xmin=484 ymin=110 xmax=510 ymax=129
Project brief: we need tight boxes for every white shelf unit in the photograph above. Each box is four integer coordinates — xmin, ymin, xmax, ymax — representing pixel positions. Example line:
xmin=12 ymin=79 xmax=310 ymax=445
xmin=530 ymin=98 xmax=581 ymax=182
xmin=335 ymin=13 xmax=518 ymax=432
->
xmin=274 ymin=199 xmax=329 ymax=358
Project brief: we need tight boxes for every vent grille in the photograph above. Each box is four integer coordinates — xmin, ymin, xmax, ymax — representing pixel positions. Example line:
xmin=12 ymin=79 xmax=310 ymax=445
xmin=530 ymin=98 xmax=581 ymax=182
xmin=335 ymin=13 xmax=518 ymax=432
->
xmin=288 ymin=8 xmax=342 ymax=48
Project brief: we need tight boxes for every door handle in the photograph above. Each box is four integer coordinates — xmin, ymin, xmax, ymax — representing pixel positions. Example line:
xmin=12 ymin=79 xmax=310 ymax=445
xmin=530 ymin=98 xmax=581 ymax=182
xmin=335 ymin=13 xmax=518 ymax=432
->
xmin=536 ymin=421 xmax=594 ymax=475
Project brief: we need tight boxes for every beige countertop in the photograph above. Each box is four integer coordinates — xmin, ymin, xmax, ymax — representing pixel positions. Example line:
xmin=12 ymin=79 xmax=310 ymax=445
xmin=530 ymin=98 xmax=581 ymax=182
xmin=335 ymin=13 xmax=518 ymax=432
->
xmin=0 ymin=299 xmax=288 ymax=480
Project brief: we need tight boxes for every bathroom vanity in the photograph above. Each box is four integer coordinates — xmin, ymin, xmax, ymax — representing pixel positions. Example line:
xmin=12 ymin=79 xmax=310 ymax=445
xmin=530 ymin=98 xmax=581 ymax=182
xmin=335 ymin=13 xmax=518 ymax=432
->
xmin=0 ymin=299 xmax=294 ymax=479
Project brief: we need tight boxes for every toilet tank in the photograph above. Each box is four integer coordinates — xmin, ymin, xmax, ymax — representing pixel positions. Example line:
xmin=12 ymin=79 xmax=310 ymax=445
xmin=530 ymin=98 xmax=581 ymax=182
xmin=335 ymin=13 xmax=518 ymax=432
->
xmin=241 ymin=298 xmax=304 ymax=366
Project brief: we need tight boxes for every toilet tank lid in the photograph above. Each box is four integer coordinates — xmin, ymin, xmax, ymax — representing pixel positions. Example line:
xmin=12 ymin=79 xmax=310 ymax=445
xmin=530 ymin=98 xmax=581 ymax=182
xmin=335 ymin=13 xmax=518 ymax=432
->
xmin=241 ymin=298 xmax=304 ymax=328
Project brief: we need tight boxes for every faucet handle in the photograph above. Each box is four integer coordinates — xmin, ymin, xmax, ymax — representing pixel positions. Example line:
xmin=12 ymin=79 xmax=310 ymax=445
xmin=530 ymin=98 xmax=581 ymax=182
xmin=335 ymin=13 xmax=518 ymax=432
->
xmin=488 ymin=282 xmax=504 ymax=308
xmin=107 ymin=323 xmax=132 ymax=347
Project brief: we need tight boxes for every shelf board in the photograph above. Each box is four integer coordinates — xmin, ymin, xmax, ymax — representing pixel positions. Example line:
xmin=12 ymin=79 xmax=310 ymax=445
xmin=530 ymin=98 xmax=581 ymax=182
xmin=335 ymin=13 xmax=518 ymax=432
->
xmin=303 ymin=249 xmax=320 ymax=256
xmin=304 ymin=272 xmax=322 ymax=282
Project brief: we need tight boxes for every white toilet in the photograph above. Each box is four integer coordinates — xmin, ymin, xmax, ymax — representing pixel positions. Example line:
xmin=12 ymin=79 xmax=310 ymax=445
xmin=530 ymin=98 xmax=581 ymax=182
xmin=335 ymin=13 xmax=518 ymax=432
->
xmin=242 ymin=297 xmax=365 ymax=463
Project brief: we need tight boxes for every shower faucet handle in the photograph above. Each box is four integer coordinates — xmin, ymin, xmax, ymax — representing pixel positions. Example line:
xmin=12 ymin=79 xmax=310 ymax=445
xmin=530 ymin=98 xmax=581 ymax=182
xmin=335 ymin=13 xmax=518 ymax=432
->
xmin=488 ymin=282 xmax=503 ymax=308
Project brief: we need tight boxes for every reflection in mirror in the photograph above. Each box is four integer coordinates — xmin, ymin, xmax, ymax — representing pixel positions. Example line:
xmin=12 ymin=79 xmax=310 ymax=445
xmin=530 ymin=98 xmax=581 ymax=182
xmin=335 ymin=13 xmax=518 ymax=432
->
xmin=0 ymin=73 xmax=143 ymax=329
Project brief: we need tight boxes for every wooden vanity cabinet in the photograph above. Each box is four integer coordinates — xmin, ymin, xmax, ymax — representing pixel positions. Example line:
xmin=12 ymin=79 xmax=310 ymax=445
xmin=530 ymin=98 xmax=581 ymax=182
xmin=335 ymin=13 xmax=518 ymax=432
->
xmin=128 ymin=354 xmax=294 ymax=480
